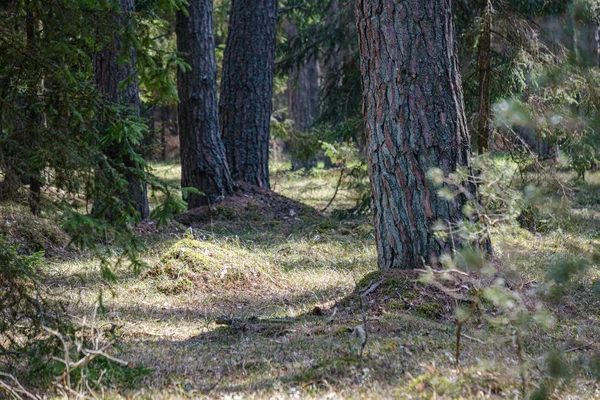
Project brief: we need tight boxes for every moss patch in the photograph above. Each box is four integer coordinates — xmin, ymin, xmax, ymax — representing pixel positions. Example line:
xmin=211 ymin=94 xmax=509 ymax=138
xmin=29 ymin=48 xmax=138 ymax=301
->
xmin=0 ymin=203 xmax=68 ymax=255
xmin=143 ymin=239 xmax=286 ymax=294
xmin=353 ymin=270 xmax=462 ymax=321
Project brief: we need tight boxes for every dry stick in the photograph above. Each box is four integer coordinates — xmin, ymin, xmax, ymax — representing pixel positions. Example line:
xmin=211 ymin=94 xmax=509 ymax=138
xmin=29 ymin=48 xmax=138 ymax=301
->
xmin=358 ymin=292 xmax=369 ymax=364
xmin=352 ymin=275 xmax=369 ymax=365
xmin=360 ymin=279 xmax=384 ymax=298
xmin=515 ymin=330 xmax=528 ymax=397
xmin=0 ymin=372 xmax=42 ymax=400
xmin=455 ymin=298 xmax=478 ymax=369
xmin=202 ymin=373 xmax=225 ymax=396
xmin=321 ymin=168 xmax=344 ymax=213
xmin=565 ymin=340 xmax=597 ymax=353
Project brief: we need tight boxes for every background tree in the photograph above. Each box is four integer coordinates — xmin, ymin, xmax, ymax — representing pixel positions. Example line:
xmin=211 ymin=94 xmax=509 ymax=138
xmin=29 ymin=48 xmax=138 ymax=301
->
xmin=356 ymin=0 xmax=474 ymax=269
xmin=219 ymin=0 xmax=278 ymax=188
xmin=176 ymin=0 xmax=233 ymax=207
xmin=285 ymin=22 xmax=320 ymax=171
xmin=94 ymin=0 xmax=149 ymax=220
xmin=477 ymin=0 xmax=493 ymax=154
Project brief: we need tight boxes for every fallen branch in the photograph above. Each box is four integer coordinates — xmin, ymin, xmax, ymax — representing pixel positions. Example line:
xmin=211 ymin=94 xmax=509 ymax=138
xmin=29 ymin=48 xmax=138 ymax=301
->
xmin=361 ymin=279 xmax=384 ymax=299
xmin=565 ymin=340 xmax=597 ymax=354
xmin=462 ymin=334 xmax=486 ymax=344
xmin=0 ymin=372 xmax=41 ymax=400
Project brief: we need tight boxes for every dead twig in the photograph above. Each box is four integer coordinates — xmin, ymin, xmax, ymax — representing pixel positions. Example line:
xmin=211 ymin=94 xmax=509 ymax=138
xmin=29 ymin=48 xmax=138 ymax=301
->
xmin=461 ymin=334 xmax=486 ymax=344
xmin=360 ymin=279 xmax=384 ymax=299
xmin=321 ymin=168 xmax=345 ymax=213
xmin=201 ymin=373 xmax=225 ymax=395
xmin=455 ymin=298 xmax=478 ymax=369
xmin=0 ymin=372 xmax=42 ymax=400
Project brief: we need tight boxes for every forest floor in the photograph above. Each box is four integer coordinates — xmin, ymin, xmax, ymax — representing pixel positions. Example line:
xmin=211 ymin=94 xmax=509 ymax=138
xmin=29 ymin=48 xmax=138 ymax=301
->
xmin=31 ymin=163 xmax=600 ymax=399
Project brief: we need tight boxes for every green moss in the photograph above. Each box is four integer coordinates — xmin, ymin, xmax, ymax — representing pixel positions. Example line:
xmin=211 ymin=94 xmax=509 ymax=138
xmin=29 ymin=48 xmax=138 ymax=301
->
xmin=215 ymin=205 xmax=236 ymax=219
xmin=356 ymin=270 xmax=383 ymax=291
xmin=315 ymin=220 xmax=338 ymax=233
xmin=158 ymin=239 xmax=225 ymax=273
xmin=157 ymin=277 xmax=193 ymax=294
xmin=386 ymin=300 xmax=406 ymax=310
xmin=0 ymin=203 xmax=68 ymax=253
xmin=146 ymin=238 xmax=282 ymax=294
xmin=412 ymin=303 xmax=443 ymax=320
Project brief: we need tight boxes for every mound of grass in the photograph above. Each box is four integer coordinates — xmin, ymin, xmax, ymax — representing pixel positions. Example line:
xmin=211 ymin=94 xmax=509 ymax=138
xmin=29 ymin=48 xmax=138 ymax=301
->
xmin=144 ymin=238 xmax=286 ymax=294
xmin=0 ymin=203 xmax=68 ymax=255
xmin=353 ymin=270 xmax=465 ymax=321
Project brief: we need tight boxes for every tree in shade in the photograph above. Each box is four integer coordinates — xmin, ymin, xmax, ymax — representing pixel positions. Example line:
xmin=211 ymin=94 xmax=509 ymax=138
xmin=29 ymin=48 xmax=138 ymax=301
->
xmin=219 ymin=0 xmax=278 ymax=188
xmin=176 ymin=0 xmax=233 ymax=207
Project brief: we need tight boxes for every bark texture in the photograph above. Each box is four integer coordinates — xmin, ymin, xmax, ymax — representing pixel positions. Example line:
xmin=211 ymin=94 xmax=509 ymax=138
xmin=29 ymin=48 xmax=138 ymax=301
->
xmin=356 ymin=0 xmax=474 ymax=269
xmin=176 ymin=0 xmax=233 ymax=207
xmin=477 ymin=0 xmax=492 ymax=154
xmin=94 ymin=0 xmax=149 ymax=219
xmin=219 ymin=0 xmax=277 ymax=188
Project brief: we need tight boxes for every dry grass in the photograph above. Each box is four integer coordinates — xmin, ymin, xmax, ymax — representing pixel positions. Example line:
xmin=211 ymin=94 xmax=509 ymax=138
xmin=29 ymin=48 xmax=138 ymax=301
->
xmin=36 ymin=166 xmax=600 ymax=399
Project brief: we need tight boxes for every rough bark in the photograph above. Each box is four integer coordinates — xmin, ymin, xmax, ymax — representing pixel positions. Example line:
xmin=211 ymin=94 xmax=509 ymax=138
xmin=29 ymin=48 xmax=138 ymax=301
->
xmin=356 ymin=0 xmax=474 ymax=269
xmin=477 ymin=0 xmax=492 ymax=154
xmin=219 ymin=0 xmax=277 ymax=188
xmin=94 ymin=0 xmax=149 ymax=219
xmin=176 ymin=0 xmax=233 ymax=207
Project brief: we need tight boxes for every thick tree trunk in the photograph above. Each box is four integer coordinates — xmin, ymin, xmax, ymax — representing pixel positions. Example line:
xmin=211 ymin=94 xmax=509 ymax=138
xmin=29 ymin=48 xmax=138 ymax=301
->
xmin=287 ymin=24 xmax=320 ymax=171
xmin=176 ymin=0 xmax=233 ymax=208
xmin=94 ymin=0 xmax=149 ymax=219
xmin=219 ymin=0 xmax=277 ymax=188
xmin=477 ymin=0 xmax=492 ymax=154
xmin=356 ymin=0 xmax=474 ymax=269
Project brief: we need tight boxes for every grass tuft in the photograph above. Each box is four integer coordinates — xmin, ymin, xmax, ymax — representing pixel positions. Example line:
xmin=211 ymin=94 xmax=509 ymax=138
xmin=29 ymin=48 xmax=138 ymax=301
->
xmin=143 ymin=238 xmax=286 ymax=295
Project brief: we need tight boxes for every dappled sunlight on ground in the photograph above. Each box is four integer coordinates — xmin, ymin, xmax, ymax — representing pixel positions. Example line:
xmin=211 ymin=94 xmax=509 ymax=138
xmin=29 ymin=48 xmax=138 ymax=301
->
xmin=41 ymin=166 xmax=600 ymax=399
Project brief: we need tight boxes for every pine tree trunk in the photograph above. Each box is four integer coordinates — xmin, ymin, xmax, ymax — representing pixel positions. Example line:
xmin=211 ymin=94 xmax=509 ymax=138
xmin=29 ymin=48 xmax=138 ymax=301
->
xmin=286 ymin=23 xmax=320 ymax=171
xmin=176 ymin=0 xmax=233 ymax=208
xmin=356 ymin=0 xmax=474 ymax=269
xmin=477 ymin=0 xmax=492 ymax=154
xmin=94 ymin=0 xmax=149 ymax=219
xmin=219 ymin=0 xmax=277 ymax=188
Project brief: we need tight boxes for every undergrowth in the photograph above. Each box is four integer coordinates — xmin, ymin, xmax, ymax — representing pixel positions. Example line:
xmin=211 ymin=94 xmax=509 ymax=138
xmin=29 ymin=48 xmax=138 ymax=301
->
xmin=2 ymin=163 xmax=600 ymax=399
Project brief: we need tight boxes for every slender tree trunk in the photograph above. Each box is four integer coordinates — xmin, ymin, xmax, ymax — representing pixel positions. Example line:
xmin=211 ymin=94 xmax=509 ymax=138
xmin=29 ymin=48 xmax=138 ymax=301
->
xmin=0 ymin=101 xmax=22 ymax=202
xmin=25 ymin=0 xmax=41 ymax=215
xmin=596 ymin=24 xmax=600 ymax=68
xmin=176 ymin=0 xmax=233 ymax=208
xmin=477 ymin=0 xmax=492 ymax=154
xmin=320 ymin=0 xmax=342 ymax=169
xmin=94 ymin=0 xmax=149 ymax=219
xmin=219 ymin=0 xmax=277 ymax=188
xmin=356 ymin=0 xmax=474 ymax=269
xmin=161 ymin=107 xmax=167 ymax=161
xmin=286 ymin=23 xmax=320 ymax=171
